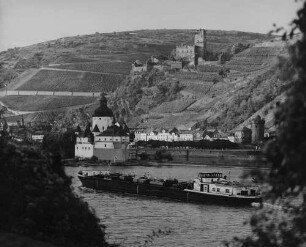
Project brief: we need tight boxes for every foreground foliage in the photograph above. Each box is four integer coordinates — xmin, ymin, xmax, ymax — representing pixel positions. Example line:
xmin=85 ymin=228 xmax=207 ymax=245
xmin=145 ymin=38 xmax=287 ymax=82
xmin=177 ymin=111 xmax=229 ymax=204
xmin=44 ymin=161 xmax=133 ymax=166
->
xmin=0 ymin=140 xmax=113 ymax=246
xmin=228 ymin=1 xmax=306 ymax=246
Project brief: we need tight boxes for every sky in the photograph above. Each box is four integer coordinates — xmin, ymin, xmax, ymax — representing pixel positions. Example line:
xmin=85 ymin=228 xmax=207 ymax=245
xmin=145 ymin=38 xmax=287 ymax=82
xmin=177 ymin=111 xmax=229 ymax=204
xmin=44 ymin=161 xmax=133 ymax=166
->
xmin=0 ymin=0 xmax=303 ymax=51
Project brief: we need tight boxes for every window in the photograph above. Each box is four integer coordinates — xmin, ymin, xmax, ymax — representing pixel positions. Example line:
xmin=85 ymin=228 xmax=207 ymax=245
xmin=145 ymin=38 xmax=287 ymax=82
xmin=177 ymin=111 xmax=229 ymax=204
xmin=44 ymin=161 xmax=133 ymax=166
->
xmin=212 ymin=188 xmax=216 ymax=192
xmin=225 ymin=189 xmax=230 ymax=193
xmin=104 ymin=144 xmax=106 ymax=147
xmin=88 ymin=147 xmax=90 ymax=150
xmin=217 ymin=188 xmax=220 ymax=192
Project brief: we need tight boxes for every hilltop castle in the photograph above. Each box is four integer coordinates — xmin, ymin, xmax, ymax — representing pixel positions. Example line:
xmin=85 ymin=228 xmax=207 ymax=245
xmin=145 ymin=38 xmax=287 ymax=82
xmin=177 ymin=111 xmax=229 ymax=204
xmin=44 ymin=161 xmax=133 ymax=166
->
xmin=75 ymin=95 xmax=130 ymax=162
xmin=175 ymin=29 xmax=207 ymax=66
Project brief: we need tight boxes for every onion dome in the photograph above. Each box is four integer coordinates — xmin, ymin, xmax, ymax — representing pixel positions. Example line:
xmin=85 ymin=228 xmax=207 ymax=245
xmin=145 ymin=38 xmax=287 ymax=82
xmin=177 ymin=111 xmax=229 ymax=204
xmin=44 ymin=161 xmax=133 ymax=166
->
xmin=92 ymin=94 xmax=113 ymax=117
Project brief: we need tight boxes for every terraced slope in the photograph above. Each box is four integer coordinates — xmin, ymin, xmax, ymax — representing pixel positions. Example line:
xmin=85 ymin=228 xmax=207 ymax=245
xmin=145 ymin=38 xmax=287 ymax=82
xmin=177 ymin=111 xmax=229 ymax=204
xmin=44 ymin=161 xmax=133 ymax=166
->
xmin=225 ymin=44 xmax=287 ymax=73
xmin=1 ymin=95 xmax=97 ymax=111
xmin=1 ymin=30 xmax=289 ymax=131
xmin=109 ymin=40 xmax=291 ymax=131
xmin=49 ymin=62 xmax=131 ymax=75
xmin=16 ymin=69 xmax=125 ymax=92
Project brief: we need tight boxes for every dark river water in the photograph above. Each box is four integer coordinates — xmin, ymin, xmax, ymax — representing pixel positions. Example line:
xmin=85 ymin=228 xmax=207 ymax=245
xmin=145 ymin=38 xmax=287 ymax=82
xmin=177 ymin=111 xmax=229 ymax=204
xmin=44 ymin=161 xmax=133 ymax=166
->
xmin=65 ymin=163 xmax=264 ymax=247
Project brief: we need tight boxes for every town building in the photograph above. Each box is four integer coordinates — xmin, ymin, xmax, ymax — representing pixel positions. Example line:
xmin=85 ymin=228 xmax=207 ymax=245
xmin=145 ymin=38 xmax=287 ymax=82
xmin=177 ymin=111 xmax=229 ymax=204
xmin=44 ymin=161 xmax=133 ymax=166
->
xmin=75 ymin=95 xmax=130 ymax=162
xmin=134 ymin=128 xmax=195 ymax=142
xmin=26 ymin=129 xmax=45 ymax=143
xmin=234 ymin=127 xmax=252 ymax=144
xmin=131 ymin=60 xmax=147 ymax=73
xmin=203 ymin=128 xmax=229 ymax=141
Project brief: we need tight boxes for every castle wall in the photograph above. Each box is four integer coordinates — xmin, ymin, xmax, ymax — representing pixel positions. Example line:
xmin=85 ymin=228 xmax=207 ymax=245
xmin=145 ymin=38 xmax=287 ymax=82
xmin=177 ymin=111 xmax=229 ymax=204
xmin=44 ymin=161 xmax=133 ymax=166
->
xmin=94 ymin=148 xmax=129 ymax=162
xmin=175 ymin=45 xmax=195 ymax=62
xmin=92 ymin=116 xmax=113 ymax=132
xmin=75 ymin=143 xmax=94 ymax=159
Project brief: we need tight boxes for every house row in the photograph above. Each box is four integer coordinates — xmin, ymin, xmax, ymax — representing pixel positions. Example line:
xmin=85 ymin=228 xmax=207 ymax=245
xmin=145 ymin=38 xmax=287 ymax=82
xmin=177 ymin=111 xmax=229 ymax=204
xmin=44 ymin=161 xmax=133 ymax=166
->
xmin=134 ymin=128 xmax=194 ymax=142
xmin=134 ymin=128 xmax=233 ymax=143
xmin=0 ymin=116 xmax=49 ymax=143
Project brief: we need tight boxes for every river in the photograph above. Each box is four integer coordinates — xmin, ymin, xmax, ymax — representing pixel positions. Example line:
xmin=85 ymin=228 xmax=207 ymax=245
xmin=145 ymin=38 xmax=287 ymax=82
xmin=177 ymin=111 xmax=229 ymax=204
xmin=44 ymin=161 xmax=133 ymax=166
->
xmin=65 ymin=163 xmax=265 ymax=246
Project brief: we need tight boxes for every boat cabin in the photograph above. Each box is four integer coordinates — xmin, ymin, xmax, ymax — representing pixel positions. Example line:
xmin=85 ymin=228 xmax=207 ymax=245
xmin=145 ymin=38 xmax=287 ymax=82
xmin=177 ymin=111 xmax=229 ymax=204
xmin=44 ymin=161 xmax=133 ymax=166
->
xmin=193 ymin=172 xmax=260 ymax=197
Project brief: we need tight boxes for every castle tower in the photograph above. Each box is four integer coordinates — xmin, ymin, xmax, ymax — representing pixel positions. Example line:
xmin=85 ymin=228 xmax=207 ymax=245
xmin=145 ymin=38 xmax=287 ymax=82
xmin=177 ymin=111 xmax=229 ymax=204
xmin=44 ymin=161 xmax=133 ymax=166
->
xmin=92 ymin=94 xmax=114 ymax=132
xmin=194 ymin=29 xmax=207 ymax=65
xmin=251 ymin=116 xmax=265 ymax=144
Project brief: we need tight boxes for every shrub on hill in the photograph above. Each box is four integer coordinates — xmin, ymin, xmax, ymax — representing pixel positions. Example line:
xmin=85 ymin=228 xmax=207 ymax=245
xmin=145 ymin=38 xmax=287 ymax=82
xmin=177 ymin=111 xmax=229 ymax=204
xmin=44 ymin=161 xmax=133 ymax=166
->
xmin=0 ymin=140 xmax=113 ymax=246
xmin=0 ymin=66 xmax=18 ymax=88
xmin=14 ymin=52 xmax=44 ymax=69
xmin=220 ymin=68 xmax=291 ymax=129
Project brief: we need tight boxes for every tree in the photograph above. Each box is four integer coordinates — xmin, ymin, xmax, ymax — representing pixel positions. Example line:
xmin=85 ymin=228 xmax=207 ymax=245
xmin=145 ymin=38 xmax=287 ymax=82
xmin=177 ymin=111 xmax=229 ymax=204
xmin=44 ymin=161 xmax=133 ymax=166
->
xmin=42 ymin=130 xmax=76 ymax=158
xmin=0 ymin=141 xmax=114 ymax=246
xmin=228 ymin=1 xmax=306 ymax=246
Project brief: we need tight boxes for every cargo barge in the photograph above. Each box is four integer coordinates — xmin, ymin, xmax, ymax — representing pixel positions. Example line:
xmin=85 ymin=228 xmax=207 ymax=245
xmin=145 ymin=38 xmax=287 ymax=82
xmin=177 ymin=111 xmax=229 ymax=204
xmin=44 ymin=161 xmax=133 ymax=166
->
xmin=78 ymin=171 xmax=261 ymax=206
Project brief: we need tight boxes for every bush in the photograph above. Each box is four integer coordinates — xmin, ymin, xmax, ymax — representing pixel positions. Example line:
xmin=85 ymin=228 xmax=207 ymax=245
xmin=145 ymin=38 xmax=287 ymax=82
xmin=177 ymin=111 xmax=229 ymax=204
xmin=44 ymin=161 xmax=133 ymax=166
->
xmin=91 ymin=155 xmax=98 ymax=162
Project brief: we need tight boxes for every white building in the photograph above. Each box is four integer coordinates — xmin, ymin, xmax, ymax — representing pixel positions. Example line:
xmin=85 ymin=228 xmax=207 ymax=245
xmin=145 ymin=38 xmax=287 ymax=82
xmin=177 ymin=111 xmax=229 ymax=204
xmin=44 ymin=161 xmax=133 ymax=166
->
xmin=75 ymin=95 xmax=130 ymax=162
xmin=134 ymin=128 xmax=194 ymax=142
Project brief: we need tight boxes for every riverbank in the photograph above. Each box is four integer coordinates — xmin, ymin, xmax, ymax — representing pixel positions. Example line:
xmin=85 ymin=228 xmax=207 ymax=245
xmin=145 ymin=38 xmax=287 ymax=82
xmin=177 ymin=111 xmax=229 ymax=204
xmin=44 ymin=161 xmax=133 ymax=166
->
xmin=65 ymin=149 xmax=267 ymax=168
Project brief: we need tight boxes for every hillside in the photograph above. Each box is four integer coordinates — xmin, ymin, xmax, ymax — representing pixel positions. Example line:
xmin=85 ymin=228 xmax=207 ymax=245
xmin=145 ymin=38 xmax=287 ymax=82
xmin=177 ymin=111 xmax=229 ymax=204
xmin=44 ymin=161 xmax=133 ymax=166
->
xmin=0 ymin=29 xmax=270 ymax=88
xmin=109 ymin=39 xmax=292 ymax=131
xmin=0 ymin=29 xmax=292 ymax=131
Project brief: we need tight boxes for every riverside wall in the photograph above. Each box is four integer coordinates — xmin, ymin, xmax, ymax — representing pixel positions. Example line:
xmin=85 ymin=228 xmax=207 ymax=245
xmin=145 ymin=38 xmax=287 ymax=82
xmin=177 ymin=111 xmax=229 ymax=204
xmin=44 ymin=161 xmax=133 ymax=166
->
xmin=139 ymin=149 xmax=267 ymax=167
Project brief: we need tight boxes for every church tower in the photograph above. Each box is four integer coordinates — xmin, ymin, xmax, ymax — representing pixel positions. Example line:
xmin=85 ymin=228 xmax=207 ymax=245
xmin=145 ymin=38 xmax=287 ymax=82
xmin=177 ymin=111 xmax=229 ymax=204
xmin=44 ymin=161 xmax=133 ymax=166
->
xmin=92 ymin=94 xmax=114 ymax=133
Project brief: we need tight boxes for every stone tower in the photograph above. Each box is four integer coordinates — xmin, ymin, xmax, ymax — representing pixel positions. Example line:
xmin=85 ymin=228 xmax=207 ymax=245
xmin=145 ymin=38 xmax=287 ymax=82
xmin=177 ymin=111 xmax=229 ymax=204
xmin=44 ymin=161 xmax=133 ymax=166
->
xmin=92 ymin=94 xmax=114 ymax=133
xmin=194 ymin=29 xmax=207 ymax=65
xmin=251 ymin=116 xmax=265 ymax=144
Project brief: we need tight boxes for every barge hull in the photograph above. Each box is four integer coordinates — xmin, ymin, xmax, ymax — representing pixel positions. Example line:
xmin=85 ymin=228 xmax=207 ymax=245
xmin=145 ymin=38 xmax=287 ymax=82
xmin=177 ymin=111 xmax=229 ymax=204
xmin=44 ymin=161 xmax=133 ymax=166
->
xmin=79 ymin=176 xmax=261 ymax=206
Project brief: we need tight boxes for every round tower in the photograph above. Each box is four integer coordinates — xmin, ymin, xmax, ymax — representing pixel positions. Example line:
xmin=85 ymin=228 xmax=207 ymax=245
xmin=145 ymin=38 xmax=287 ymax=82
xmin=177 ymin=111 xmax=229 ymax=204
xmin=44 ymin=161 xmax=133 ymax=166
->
xmin=92 ymin=94 xmax=114 ymax=133
xmin=251 ymin=116 xmax=265 ymax=144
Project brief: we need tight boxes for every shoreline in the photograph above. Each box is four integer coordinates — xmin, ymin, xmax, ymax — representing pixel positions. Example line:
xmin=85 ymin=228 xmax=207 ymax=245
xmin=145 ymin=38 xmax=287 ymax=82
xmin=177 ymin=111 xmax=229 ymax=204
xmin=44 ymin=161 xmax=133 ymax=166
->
xmin=64 ymin=148 xmax=267 ymax=168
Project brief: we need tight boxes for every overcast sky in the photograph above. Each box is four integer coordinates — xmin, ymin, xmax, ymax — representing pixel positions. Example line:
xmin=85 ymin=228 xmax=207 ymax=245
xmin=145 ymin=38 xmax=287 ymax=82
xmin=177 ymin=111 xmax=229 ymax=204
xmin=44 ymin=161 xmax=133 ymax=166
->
xmin=0 ymin=0 xmax=303 ymax=51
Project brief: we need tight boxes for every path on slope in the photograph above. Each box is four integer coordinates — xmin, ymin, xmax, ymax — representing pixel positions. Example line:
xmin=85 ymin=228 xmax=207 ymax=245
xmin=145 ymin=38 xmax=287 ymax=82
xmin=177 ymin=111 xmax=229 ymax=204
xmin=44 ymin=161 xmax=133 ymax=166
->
xmin=41 ymin=66 xmax=128 ymax=75
xmin=5 ymin=68 xmax=39 ymax=90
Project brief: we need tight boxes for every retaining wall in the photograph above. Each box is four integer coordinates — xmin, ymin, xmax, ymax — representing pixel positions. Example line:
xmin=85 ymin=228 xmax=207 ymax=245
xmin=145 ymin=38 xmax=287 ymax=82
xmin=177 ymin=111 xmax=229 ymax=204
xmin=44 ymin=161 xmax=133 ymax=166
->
xmin=2 ymin=90 xmax=101 ymax=97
